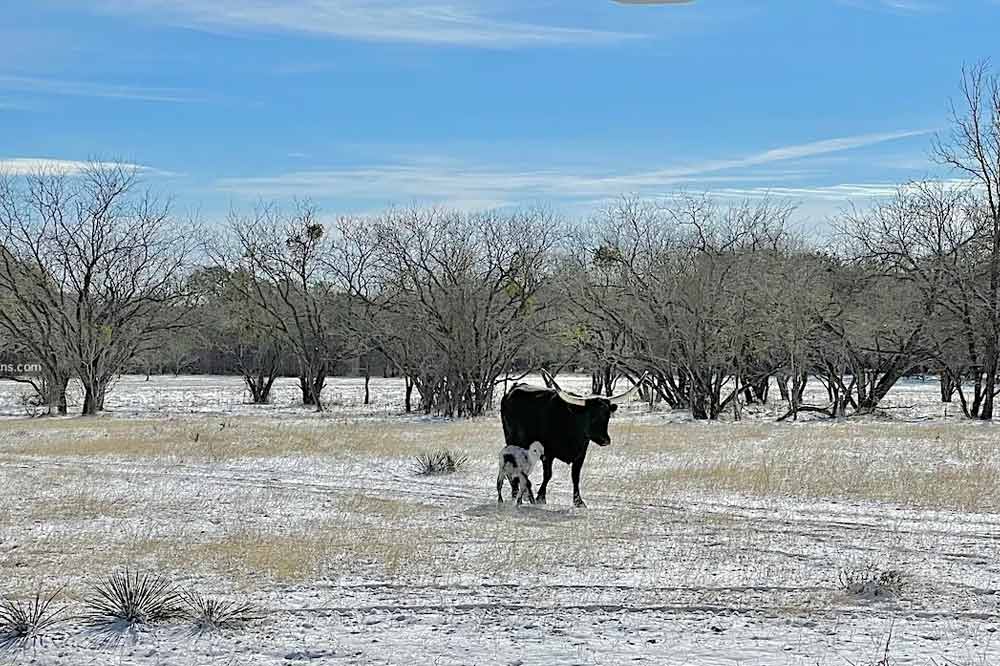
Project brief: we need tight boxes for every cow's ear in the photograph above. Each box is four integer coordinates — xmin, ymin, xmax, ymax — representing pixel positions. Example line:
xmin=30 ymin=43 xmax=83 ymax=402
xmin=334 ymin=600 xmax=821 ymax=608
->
xmin=610 ymin=403 xmax=619 ymax=413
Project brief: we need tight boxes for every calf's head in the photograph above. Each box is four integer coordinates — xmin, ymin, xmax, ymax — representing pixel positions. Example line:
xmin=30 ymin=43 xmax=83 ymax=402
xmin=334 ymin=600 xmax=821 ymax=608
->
xmin=527 ymin=441 xmax=545 ymax=464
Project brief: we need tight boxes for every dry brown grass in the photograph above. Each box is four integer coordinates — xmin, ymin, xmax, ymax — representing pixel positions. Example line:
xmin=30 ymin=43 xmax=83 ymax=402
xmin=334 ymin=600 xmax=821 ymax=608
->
xmin=131 ymin=523 xmax=470 ymax=583
xmin=6 ymin=416 xmax=1000 ymax=494
xmin=26 ymin=495 xmax=131 ymax=523
xmin=624 ymin=422 xmax=1000 ymax=512
xmin=0 ymin=417 xmax=489 ymax=461
xmin=4 ymin=416 xmax=999 ymax=511
xmin=3 ymin=414 xmax=1000 ymax=597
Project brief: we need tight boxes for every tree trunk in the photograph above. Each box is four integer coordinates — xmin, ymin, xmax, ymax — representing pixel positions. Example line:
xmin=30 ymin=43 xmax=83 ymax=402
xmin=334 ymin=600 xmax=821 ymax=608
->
xmin=602 ymin=365 xmax=615 ymax=397
xmin=985 ymin=201 xmax=1000 ymax=421
xmin=82 ymin=385 xmax=98 ymax=416
xmin=741 ymin=375 xmax=769 ymax=404
xmin=688 ymin=372 xmax=714 ymax=420
xmin=789 ymin=373 xmax=802 ymax=420
xmin=794 ymin=371 xmax=807 ymax=404
xmin=262 ymin=375 xmax=277 ymax=403
xmin=404 ymin=376 xmax=414 ymax=413
xmin=980 ymin=352 xmax=997 ymax=420
xmin=363 ymin=356 xmax=371 ymax=406
xmin=312 ymin=373 xmax=326 ymax=411
xmin=776 ymin=373 xmax=790 ymax=402
xmin=245 ymin=372 xmax=277 ymax=404
xmin=939 ymin=372 xmax=955 ymax=403
xmin=299 ymin=373 xmax=315 ymax=405
xmin=591 ymin=368 xmax=603 ymax=396
xmin=298 ymin=366 xmax=327 ymax=410
xmin=45 ymin=371 xmax=69 ymax=416
xmin=80 ymin=371 xmax=111 ymax=415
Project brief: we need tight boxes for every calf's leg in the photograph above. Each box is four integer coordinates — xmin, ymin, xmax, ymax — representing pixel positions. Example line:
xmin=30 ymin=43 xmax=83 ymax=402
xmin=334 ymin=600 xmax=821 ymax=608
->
xmin=515 ymin=473 xmax=535 ymax=506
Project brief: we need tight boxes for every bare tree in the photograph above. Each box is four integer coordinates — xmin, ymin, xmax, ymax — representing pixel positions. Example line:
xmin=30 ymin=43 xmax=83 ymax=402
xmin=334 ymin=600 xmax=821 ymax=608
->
xmin=838 ymin=181 xmax=985 ymax=416
xmin=570 ymin=195 xmax=792 ymax=419
xmin=932 ymin=61 xmax=1000 ymax=419
xmin=212 ymin=203 xmax=359 ymax=411
xmin=186 ymin=265 xmax=285 ymax=404
xmin=0 ymin=242 xmax=74 ymax=414
xmin=373 ymin=207 xmax=561 ymax=417
xmin=0 ymin=164 xmax=196 ymax=415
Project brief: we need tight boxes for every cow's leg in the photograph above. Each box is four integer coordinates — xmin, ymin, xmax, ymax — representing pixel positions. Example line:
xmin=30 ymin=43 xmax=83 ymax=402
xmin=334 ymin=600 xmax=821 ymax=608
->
xmin=524 ymin=477 xmax=536 ymax=505
xmin=496 ymin=470 xmax=505 ymax=503
xmin=571 ymin=455 xmax=588 ymax=508
xmin=510 ymin=476 xmax=521 ymax=506
xmin=535 ymin=455 xmax=554 ymax=505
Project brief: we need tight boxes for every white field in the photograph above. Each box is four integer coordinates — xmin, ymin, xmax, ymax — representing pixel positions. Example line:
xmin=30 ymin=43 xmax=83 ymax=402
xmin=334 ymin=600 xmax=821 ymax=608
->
xmin=1 ymin=375 xmax=999 ymax=665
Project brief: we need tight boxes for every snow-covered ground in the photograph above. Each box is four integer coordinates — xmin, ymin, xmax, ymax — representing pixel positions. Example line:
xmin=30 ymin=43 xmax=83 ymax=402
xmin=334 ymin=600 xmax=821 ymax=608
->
xmin=1 ymin=375 xmax=998 ymax=665
xmin=0 ymin=373 xmax=966 ymax=422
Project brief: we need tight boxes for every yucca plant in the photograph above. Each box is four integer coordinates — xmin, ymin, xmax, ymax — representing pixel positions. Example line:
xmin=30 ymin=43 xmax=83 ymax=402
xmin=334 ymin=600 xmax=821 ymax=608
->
xmin=413 ymin=450 xmax=469 ymax=476
xmin=0 ymin=588 xmax=66 ymax=650
xmin=838 ymin=562 xmax=906 ymax=598
xmin=180 ymin=591 xmax=259 ymax=636
xmin=81 ymin=570 xmax=182 ymax=644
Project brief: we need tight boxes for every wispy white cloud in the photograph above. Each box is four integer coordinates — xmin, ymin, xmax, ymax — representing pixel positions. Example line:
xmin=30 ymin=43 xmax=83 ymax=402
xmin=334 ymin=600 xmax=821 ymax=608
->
xmin=837 ymin=0 xmax=942 ymax=13
xmin=0 ymin=158 xmax=172 ymax=176
xmin=586 ymin=129 xmax=932 ymax=188
xmin=709 ymin=178 xmax=973 ymax=202
xmin=83 ymin=0 xmax=641 ymax=48
xmin=215 ymin=129 xmax=931 ymax=204
xmin=709 ymin=183 xmax=903 ymax=201
xmin=0 ymin=75 xmax=204 ymax=103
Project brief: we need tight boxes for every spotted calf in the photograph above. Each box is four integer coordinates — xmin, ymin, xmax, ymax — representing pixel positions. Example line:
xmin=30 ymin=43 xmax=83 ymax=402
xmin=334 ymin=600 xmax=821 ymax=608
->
xmin=496 ymin=441 xmax=545 ymax=505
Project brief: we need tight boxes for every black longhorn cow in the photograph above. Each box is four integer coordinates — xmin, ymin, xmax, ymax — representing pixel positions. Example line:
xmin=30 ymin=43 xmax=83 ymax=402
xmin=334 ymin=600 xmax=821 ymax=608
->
xmin=499 ymin=374 xmax=642 ymax=507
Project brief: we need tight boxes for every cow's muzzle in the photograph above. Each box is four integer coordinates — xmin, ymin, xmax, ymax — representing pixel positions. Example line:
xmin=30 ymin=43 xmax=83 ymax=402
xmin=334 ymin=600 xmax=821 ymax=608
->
xmin=596 ymin=437 xmax=612 ymax=447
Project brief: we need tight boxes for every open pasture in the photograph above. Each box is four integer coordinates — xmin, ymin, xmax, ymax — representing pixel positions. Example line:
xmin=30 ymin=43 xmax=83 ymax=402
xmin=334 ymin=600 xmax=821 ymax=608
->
xmin=0 ymin=376 xmax=999 ymax=664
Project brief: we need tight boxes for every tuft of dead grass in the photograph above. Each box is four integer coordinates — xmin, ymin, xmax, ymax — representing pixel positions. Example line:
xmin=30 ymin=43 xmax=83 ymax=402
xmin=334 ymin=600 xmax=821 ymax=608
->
xmin=839 ymin=562 xmax=906 ymax=599
xmin=179 ymin=591 xmax=259 ymax=635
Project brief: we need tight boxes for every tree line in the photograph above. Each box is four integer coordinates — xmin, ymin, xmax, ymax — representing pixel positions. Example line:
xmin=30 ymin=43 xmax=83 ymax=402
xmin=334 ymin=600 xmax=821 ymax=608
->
xmin=1 ymin=64 xmax=999 ymax=420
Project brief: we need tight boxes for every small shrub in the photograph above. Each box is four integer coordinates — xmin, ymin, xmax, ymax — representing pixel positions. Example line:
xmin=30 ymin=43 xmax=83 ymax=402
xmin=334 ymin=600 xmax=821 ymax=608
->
xmin=838 ymin=562 xmax=906 ymax=598
xmin=413 ymin=450 xmax=469 ymax=476
xmin=17 ymin=392 xmax=43 ymax=419
xmin=81 ymin=570 xmax=182 ymax=644
xmin=0 ymin=588 xmax=66 ymax=650
xmin=180 ymin=592 xmax=258 ymax=635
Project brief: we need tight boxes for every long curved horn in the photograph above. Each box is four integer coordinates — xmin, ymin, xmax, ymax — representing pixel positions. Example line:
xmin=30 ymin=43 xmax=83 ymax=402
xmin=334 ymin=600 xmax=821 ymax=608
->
xmin=610 ymin=372 xmax=648 ymax=405
xmin=557 ymin=389 xmax=588 ymax=407
xmin=540 ymin=368 xmax=563 ymax=391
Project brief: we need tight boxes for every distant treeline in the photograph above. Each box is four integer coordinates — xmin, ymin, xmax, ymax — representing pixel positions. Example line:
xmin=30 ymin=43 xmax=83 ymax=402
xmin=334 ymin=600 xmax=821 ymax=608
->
xmin=1 ymin=63 xmax=999 ymax=420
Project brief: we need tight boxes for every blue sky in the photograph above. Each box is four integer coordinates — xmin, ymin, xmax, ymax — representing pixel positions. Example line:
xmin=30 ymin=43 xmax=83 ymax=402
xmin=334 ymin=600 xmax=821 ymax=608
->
xmin=1 ymin=0 xmax=996 ymax=227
